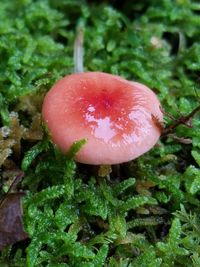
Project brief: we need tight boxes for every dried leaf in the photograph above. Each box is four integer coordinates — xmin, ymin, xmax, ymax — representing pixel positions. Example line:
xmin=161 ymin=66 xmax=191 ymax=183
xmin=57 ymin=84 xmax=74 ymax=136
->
xmin=0 ymin=193 xmax=28 ymax=251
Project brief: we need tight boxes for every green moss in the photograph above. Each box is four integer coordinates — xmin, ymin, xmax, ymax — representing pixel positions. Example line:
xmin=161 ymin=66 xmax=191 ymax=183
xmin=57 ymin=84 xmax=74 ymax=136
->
xmin=1 ymin=0 xmax=200 ymax=266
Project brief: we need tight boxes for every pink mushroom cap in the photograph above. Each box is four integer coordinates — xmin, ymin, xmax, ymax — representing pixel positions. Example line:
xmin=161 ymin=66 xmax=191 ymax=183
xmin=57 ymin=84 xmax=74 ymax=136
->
xmin=42 ymin=72 xmax=163 ymax=165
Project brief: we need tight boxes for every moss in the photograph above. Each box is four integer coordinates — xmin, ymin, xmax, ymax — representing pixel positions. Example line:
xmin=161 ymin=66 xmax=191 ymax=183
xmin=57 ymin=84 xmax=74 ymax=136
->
xmin=0 ymin=0 xmax=200 ymax=266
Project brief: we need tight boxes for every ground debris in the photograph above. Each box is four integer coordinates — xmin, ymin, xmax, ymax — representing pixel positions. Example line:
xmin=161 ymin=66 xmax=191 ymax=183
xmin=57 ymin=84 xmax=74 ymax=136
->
xmin=0 ymin=192 xmax=28 ymax=251
xmin=0 ymin=111 xmax=43 ymax=167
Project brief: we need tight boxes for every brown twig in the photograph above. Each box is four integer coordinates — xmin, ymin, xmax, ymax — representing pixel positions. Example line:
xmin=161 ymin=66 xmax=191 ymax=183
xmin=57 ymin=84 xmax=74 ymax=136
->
xmin=166 ymin=134 xmax=192 ymax=144
xmin=161 ymin=104 xmax=200 ymax=137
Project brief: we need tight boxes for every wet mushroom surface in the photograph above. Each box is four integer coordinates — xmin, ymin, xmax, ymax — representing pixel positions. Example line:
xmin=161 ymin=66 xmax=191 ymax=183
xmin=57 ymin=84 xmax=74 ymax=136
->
xmin=42 ymin=72 xmax=163 ymax=164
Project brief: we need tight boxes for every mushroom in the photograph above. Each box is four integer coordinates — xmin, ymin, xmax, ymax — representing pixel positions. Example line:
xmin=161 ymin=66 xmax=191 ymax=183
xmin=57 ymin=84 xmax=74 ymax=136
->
xmin=42 ymin=71 xmax=163 ymax=165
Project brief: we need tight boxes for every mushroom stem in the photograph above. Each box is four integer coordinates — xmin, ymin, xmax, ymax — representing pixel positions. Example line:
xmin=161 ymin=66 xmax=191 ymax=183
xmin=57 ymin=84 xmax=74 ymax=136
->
xmin=73 ymin=27 xmax=84 ymax=73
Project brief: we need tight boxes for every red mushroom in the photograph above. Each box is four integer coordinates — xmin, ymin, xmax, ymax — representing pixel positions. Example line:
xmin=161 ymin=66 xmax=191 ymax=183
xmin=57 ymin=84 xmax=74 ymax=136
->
xmin=42 ymin=72 xmax=163 ymax=165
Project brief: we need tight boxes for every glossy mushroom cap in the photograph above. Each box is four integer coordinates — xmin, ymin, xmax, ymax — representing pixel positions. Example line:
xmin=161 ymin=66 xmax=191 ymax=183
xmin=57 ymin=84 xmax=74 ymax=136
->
xmin=42 ymin=72 xmax=163 ymax=165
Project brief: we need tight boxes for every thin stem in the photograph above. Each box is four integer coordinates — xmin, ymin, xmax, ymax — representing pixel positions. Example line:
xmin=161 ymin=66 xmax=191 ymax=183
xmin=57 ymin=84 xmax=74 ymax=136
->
xmin=73 ymin=27 xmax=84 ymax=73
